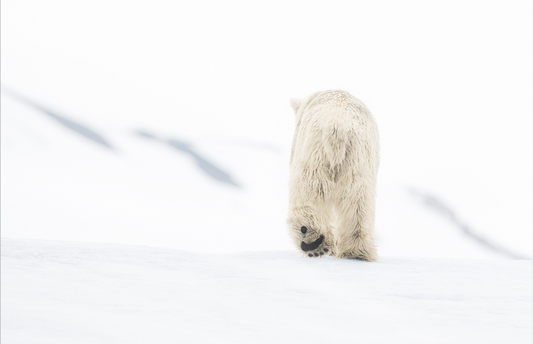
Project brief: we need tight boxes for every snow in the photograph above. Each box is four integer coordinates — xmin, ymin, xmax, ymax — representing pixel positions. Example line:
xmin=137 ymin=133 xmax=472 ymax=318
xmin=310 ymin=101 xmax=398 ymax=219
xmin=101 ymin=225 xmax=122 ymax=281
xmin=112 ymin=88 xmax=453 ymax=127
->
xmin=3 ymin=238 xmax=532 ymax=344
xmin=1 ymin=91 xmax=528 ymax=259
xmin=1 ymin=0 xmax=532 ymax=342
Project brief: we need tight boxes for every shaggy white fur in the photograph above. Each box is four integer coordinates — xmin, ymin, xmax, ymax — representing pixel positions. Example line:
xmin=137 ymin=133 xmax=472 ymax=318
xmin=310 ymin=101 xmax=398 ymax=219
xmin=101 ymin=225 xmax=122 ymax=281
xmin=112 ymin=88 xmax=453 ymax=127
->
xmin=287 ymin=90 xmax=380 ymax=261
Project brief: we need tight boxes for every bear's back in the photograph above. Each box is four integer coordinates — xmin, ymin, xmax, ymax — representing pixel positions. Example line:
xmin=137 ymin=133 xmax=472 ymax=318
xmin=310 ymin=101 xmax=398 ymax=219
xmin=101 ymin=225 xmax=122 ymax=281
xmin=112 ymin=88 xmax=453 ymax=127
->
xmin=291 ymin=90 xmax=379 ymax=183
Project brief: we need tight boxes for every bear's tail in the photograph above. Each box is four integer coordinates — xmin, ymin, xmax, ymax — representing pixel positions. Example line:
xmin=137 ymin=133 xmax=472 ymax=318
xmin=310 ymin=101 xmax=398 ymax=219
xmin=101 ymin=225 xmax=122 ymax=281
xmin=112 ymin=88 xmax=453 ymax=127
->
xmin=321 ymin=126 xmax=348 ymax=178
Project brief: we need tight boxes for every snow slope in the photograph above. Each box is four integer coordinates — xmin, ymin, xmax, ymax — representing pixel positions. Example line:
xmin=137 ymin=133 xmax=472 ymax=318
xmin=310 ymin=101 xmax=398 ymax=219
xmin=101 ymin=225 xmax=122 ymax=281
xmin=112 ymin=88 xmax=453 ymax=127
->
xmin=2 ymin=91 xmax=522 ymax=259
xmin=2 ymin=238 xmax=532 ymax=344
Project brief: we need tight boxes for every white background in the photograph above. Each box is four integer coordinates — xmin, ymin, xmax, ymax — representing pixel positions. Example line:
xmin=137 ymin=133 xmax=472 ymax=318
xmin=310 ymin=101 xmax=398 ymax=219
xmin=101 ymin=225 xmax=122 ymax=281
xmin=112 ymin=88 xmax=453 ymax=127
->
xmin=2 ymin=0 xmax=532 ymax=257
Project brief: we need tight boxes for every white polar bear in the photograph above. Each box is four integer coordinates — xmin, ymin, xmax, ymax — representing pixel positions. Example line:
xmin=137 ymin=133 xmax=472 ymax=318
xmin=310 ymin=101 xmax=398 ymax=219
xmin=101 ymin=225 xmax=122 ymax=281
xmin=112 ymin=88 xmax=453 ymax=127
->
xmin=287 ymin=90 xmax=380 ymax=261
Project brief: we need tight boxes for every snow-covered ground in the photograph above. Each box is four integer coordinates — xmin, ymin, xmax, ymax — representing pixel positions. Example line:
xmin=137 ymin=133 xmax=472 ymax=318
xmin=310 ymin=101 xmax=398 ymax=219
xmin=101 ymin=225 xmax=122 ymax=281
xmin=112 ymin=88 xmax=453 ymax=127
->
xmin=2 ymin=1 xmax=532 ymax=342
xmin=3 ymin=238 xmax=532 ymax=344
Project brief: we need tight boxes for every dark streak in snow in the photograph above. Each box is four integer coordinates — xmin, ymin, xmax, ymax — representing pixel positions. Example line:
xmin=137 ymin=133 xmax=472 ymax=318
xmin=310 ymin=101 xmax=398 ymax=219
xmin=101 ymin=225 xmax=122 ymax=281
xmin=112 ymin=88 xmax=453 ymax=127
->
xmin=135 ymin=130 xmax=240 ymax=188
xmin=1 ymin=87 xmax=113 ymax=149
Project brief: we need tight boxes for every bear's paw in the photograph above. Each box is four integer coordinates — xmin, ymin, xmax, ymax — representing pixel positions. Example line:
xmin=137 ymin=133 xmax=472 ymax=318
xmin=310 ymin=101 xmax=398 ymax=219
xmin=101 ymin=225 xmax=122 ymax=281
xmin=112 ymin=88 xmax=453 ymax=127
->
xmin=300 ymin=227 xmax=333 ymax=258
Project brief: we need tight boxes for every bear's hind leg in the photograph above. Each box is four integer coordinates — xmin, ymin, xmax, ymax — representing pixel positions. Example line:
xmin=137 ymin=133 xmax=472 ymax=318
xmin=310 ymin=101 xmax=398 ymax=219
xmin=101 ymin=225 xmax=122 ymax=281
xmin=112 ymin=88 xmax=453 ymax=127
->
xmin=335 ymin=187 xmax=378 ymax=262
xmin=287 ymin=204 xmax=335 ymax=257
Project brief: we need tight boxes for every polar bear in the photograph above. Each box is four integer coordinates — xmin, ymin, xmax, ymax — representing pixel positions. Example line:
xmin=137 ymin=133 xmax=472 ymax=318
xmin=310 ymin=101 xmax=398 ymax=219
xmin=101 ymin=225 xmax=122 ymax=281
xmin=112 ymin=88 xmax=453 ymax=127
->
xmin=287 ymin=90 xmax=379 ymax=261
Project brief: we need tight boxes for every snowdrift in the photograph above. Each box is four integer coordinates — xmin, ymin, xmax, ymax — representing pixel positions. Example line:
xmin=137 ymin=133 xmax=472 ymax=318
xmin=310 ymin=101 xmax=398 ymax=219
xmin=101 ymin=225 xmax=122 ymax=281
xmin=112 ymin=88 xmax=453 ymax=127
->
xmin=2 ymin=238 xmax=532 ymax=344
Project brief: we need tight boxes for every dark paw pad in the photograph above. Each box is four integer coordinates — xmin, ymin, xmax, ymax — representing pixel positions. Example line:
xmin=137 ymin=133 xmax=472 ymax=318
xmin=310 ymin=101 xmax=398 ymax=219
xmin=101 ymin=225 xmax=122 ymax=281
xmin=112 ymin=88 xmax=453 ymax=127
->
xmin=348 ymin=256 xmax=365 ymax=261
xmin=306 ymin=248 xmax=330 ymax=258
xmin=301 ymin=235 xmax=324 ymax=252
